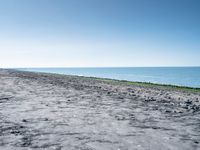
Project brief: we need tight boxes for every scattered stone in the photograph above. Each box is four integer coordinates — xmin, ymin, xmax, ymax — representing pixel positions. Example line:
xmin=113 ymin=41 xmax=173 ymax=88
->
xmin=130 ymin=93 xmax=136 ymax=96
xmin=115 ymin=115 xmax=126 ymax=121
xmin=107 ymin=91 xmax=111 ymax=95
xmin=10 ymin=130 xmax=20 ymax=135
xmin=191 ymin=105 xmax=200 ymax=112
xmin=159 ymin=99 xmax=170 ymax=103
xmin=165 ymin=110 xmax=171 ymax=113
xmin=145 ymin=97 xmax=156 ymax=102
xmin=118 ymin=96 xmax=124 ymax=99
xmin=21 ymin=136 xmax=32 ymax=147
xmin=185 ymin=100 xmax=192 ymax=105
xmin=20 ymin=126 xmax=24 ymax=129
xmin=22 ymin=119 xmax=27 ymax=122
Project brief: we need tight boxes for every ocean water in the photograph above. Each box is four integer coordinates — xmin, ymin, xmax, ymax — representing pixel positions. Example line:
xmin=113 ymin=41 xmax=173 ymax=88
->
xmin=18 ymin=67 xmax=200 ymax=88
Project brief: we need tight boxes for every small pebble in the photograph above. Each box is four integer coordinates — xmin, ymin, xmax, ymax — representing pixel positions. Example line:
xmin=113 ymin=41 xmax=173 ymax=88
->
xmin=165 ymin=110 xmax=171 ymax=113
xmin=22 ymin=119 xmax=27 ymax=122
xmin=185 ymin=100 xmax=192 ymax=105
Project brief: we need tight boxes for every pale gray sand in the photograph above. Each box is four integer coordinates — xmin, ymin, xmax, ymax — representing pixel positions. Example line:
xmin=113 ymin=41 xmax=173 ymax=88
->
xmin=0 ymin=69 xmax=200 ymax=150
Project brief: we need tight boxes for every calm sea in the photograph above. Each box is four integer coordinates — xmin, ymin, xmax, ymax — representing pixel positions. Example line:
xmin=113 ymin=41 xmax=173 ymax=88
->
xmin=18 ymin=67 xmax=200 ymax=88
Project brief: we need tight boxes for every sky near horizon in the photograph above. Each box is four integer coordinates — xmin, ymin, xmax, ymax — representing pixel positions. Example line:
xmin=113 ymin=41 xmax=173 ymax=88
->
xmin=0 ymin=0 xmax=200 ymax=67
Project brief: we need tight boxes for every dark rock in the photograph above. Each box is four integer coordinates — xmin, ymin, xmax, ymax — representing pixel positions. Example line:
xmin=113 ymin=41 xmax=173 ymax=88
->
xmin=185 ymin=100 xmax=192 ymax=105
xmin=191 ymin=105 xmax=200 ymax=112
xmin=165 ymin=110 xmax=171 ymax=113
xmin=107 ymin=91 xmax=111 ymax=95
xmin=22 ymin=119 xmax=27 ymax=122
xmin=118 ymin=96 xmax=124 ymax=99
xmin=21 ymin=137 xmax=32 ymax=147
xmin=130 ymin=93 xmax=136 ymax=96
xmin=10 ymin=130 xmax=20 ymax=135
xmin=150 ymin=97 xmax=156 ymax=101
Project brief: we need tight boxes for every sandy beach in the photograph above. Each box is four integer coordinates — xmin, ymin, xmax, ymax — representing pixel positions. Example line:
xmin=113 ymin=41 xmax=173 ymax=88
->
xmin=0 ymin=69 xmax=200 ymax=150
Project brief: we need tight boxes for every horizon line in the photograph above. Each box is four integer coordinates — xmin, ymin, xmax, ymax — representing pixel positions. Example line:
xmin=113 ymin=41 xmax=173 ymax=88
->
xmin=2 ymin=66 xmax=200 ymax=69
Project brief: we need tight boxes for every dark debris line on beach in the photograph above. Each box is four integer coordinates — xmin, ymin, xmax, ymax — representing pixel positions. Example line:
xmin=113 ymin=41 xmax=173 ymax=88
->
xmin=0 ymin=69 xmax=200 ymax=150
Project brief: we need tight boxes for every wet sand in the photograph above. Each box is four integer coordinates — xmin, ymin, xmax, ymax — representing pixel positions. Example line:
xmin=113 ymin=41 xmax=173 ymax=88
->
xmin=0 ymin=69 xmax=200 ymax=150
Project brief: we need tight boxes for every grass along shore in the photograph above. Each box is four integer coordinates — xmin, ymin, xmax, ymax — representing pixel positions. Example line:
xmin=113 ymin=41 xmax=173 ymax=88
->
xmin=14 ymin=69 xmax=200 ymax=93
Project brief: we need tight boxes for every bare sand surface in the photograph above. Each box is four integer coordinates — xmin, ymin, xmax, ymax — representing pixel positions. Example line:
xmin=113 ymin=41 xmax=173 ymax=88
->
xmin=0 ymin=69 xmax=200 ymax=150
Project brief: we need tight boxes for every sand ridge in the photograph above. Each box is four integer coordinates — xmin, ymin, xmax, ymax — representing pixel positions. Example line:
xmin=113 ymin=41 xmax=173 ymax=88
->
xmin=0 ymin=69 xmax=200 ymax=150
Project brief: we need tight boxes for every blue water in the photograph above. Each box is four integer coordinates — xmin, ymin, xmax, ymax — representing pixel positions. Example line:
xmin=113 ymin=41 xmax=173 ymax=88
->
xmin=18 ymin=67 xmax=200 ymax=88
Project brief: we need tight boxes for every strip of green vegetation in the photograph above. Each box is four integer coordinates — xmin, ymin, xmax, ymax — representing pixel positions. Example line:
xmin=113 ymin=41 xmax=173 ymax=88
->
xmin=35 ymin=72 xmax=200 ymax=93
xmin=90 ymin=77 xmax=200 ymax=93
xmin=14 ymin=69 xmax=200 ymax=93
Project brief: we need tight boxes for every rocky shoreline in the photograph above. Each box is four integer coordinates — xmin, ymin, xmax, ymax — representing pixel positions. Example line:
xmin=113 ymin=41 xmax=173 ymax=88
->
xmin=0 ymin=69 xmax=200 ymax=150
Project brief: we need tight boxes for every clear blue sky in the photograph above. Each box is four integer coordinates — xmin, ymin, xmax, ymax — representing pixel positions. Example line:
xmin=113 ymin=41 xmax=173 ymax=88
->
xmin=0 ymin=0 xmax=199 ymax=67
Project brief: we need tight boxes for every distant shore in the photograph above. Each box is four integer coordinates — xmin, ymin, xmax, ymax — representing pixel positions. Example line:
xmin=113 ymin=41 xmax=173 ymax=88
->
xmin=0 ymin=69 xmax=200 ymax=149
xmin=17 ymin=67 xmax=200 ymax=89
xmin=15 ymin=69 xmax=200 ymax=93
